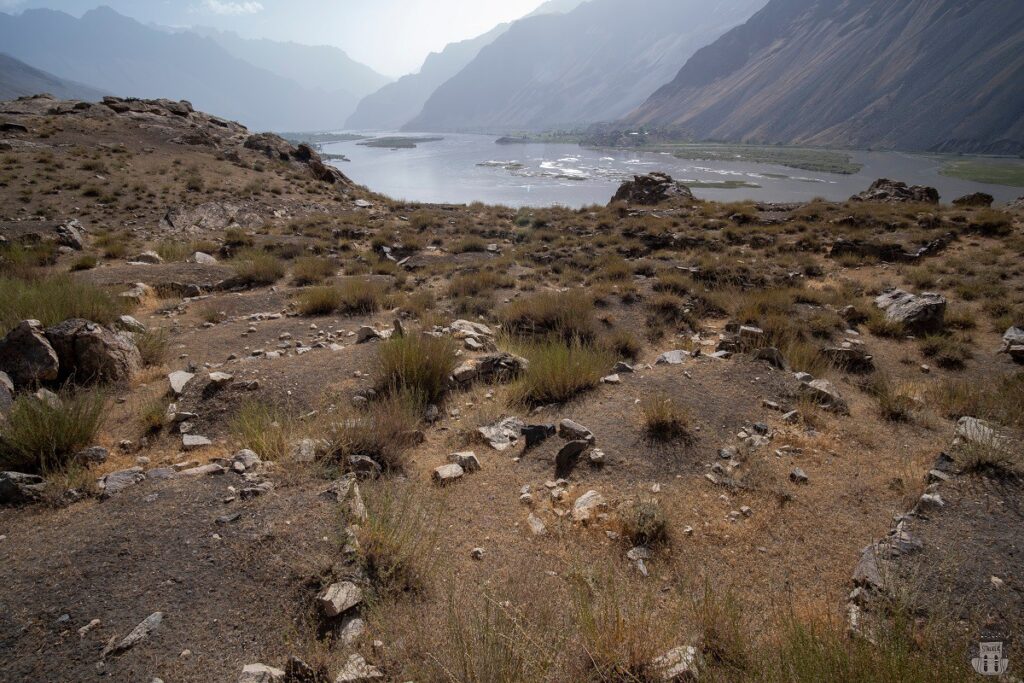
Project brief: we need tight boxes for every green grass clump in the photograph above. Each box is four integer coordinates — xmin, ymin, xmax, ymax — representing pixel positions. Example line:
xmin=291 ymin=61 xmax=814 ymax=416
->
xmin=229 ymin=400 xmax=295 ymax=462
xmin=231 ymin=249 xmax=285 ymax=286
xmin=296 ymin=286 xmax=343 ymax=316
xmin=291 ymin=256 xmax=336 ymax=285
xmin=135 ymin=328 xmax=170 ymax=367
xmin=337 ymin=277 xmax=388 ymax=315
xmin=509 ymin=339 xmax=612 ymax=406
xmin=0 ymin=275 xmax=128 ymax=336
xmin=640 ymin=393 xmax=692 ymax=442
xmin=376 ymin=332 xmax=457 ymax=404
xmin=0 ymin=388 xmax=106 ymax=473
xmin=500 ymin=291 xmax=595 ymax=343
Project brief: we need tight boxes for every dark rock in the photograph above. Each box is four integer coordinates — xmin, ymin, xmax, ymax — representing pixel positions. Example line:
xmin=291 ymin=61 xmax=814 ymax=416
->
xmin=822 ymin=346 xmax=875 ymax=372
xmin=558 ymin=419 xmax=594 ymax=443
xmin=0 ymin=371 xmax=12 ymax=417
xmin=521 ymin=423 xmax=556 ymax=450
xmin=851 ymin=178 xmax=939 ymax=204
xmin=75 ymin=446 xmax=109 ymax=466
xmin=44 ymin=319 xmax=142 ymax=385
xmin=55 ymin=219 xmax=84 ymax=250
xmin=285 ymin=656 xmax=330 ymax=683
xmin=556 ymin=440 xmax=590 ymax=476
xmin=348 ymin=455 xmax=382 ymax=479
xmin=0 ymin=319 xmax=60 ymax=388
xmin=753 ymin=347 xmax=788 ymax=370
xmin=952 ymin=192 xmax=994 ymax=208
xmin=610 ymin=172 xmax=694 ymax=206
xmin=0 ymin=471 xmax=47 ymax=505
xmin=99 ymin=467 xmax=146 ymax=498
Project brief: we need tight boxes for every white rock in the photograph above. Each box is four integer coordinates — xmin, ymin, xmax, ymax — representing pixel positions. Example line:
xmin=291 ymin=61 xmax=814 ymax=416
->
xmin=168 ymin=370 xmax=195 ymax=396
xmin=238 ymin=663 xmax=285 ymax=683
xmin=318 ymin=581 xmax=363 ymax=618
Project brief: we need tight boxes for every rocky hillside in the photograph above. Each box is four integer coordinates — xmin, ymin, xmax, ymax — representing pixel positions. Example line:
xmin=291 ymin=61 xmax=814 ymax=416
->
xmin=0 ymin=7 xmax=378 ymax=131
xmin=0 ymin=96 xmax=1022 ymax=682
xmin=626 ymin=0 xmax=1024 ymax=153
xmin=0 ymin=53 xmax=105 ymax=102
xmin=404 ymin=0 xmax=766 ymax=133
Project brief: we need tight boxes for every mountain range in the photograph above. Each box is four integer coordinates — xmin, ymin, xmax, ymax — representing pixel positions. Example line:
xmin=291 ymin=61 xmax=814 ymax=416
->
xmin=0 ymin=53 xmax=105 ymax=102
xmin=345 ymin=0 xmax=587 ymax=131
xmin=0 ymin=7 xmax=390 ymax=131
xmin=625 ymin=0 xmax=1024 ymax=153
xmin=403 ymin=0 xmax=767 ymax=133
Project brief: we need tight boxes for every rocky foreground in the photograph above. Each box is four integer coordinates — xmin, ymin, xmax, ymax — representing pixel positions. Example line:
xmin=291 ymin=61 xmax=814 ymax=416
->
xmin=0 ymin=96 xmax=1022 ymax=682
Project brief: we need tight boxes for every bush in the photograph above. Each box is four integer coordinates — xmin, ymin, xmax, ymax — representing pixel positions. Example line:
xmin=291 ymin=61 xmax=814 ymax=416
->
xmin=329 ymin=393 xmax=424 ymax=473
xmin=864 ymin=374 xmax=916 ymax=422
xmin=376 ymin=333 xmax=457 ymax=404
xmin=292 ymin=256 xmax=335 ymax=285
xmin=229 ymin=400 xmax=294 ymax=462
xmin=337 ymin=277 xmax=387 ymax=315
xmin=919 ymin=334 xmax=972 ymax=370
xmin=0 ymin=275 xmax=128 ymax=335
xmin=603 ymin=328 xmax=642 ymax=360
xmin=500 ymin=290 xmax=595 ymax=343
xmin=70 ymin=254 xmax=97 ymax=272
xmin=232 ymin=249 xmax=285 ymax=286
xmin=509 ymin=339 xmax=612 ymax=406
xmin=640 ymin=393 xmax=692 ymax=442
xmin=0 ymin=388 xmax=106 ymax=473
xmin=621 ymin=497 xmax=668 ymax=547
xmin=296 ymin=286 xmax=343 ymax=316
xmin=356 ymin=480 xmax=441 ymax=596
xmin=136 ymin=328 xmax=170 ymax=367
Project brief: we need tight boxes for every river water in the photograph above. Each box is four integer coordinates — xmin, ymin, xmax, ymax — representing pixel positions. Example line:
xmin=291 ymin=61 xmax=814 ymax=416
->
xmin=323 ymin=133 xmax=1021 ymax=208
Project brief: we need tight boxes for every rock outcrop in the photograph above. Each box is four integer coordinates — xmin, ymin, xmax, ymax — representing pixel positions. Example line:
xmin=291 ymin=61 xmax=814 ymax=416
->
xmin=0 ymin=320 xmax=60 ymax=389
xmin=610 ymin=172 xmax=695 ymax=206
xmin=44 ymin=319 xmax=142 ymax=385
xmin=851 ymin=179 xmax=939 ymax=204
xmin=874 ymin=289 xmax=947 ymax=334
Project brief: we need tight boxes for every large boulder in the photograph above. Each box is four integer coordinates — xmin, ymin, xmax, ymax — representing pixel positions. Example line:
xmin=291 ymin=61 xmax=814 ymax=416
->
xmin=0 ymin=320 xmax=60 ymax=389
xmin=610 ymin=172 xmax=694 ymax=206
xmin=952 ymin=192 xmax=994 ymax=208
xmin=874 ymin=289 xmax=946 ymax=333
xmin=0 ymin=371 xmax=13 ymax=417
xmin=851 ymin=179 xmax=939 ymax=204
xmin=44 ymin=319 xmax=142 ymax=385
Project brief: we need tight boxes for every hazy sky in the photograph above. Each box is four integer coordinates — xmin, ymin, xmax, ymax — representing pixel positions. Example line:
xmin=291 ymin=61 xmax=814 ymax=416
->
xmin=0 ymin=0 xmax=551 ymax=76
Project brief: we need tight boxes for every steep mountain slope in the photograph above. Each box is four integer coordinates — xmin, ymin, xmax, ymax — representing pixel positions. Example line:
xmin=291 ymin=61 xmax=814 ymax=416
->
xmin=0 ymin=53 xmax=105 ymax=101
xmin=346 ymin=0 xmax=587 ymax=131
xmin=194 ymin=28 xmax=389 ymax=101
xmin=0 ymin=7 xmax=357 ymax=131
xmin=404 ymin=0 xmax=766 ymax=133
xmin=626 ymin=0 xmax=1024 ymax=153
xmin=345 ymin=24 xmax=508 ymax=131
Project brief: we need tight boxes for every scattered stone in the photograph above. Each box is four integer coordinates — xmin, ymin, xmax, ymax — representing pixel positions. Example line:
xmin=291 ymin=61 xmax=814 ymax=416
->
xmin=334 ymin=653 xmax=383 ymax=682
xmin=655 ymin=350 xmax=689 ymax=365
xmin=527 ymin=513 xmax=547 ymax=536
xmin=355 ymin=326 xmax=381 ymax=343
xmin=822 ymin=346 xmax=874 ymax=372
xmin=478 ymin=416 xmax=525 ymax=451
xmin=115 ymin=315 xmax=147 ymax=333
xmin=753 ymin=347 xmax=787 ymax=370
xmin=168 ymin=370 xmax=195 ymax=396
xmin=601 ymin=374 xmax=621 ymax=384
xmin=104 ymin=612 xmax=163 ymax=657
xmin=471 ymin=547 xmax=485 ymax=560
xmin=178 ymin=463 xmax=224 ymax=476
xmin=208 ymin=371 xmax=233 ymax=387
xmin=614 ymin=361 xmax=635 ymax=373
xmin=917 ymin=492 xmax=945 ymax=512
xmin=75 ymin=446 xmax=109 ymax=466
xmin=651 ymin=645 xmax=699 ymax=681
xmin=133 ymin=250 xmax=163 ymax=264
xmin=0 ymin=319 xmax=59 ymax=388
xmin=558 ymin=419 xmax=594 ymax=443
xmin=449 ymin=451 xmax=481 ymax=472
xmin=556 ymin=440 xmax=590 ymax=475
xmin=572 ymin=490 xmax=606 ymax=523
xmin=348 ymin=455 xmax=382 ymax=479
xmin=852 ymin=546 xmax=883 ymax=589
xmin=782 ymin=410 xmax=800 ymax=424
xmin=238 ymin=663 xmax=285 ymax=683
xmin=318 ymin=581 xmax=363 ymax=618
xmin=0 ymin=471 xmax=47 ymax=505
xmin=432 ymin=463 xmax=464 ymax=484
xmin=319 ymin=476 xmax=367 ymax=521
xmin=790 ymin=468 xmax=809 ymax=484
xmin=240 ymin=482 xmax=274 ymax=499
xmin=182 ymin=434 xmax=213 ymax=450
xmin=99 ymin=467 xmax=146 ymax=498
xmin=340 ymin=617 xmax=366 ymax=646
xmin=521 ymin=423 xmax=556 ymax=449
xmin=189 ymin=251 xmax=218 ymax=265
xmin=801 ymin=379 xmax=849 ymax=413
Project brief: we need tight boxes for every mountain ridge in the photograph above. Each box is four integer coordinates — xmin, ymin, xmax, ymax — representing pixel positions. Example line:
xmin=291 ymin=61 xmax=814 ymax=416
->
xmin=625 ymin=0 xmax=1024 ymax=153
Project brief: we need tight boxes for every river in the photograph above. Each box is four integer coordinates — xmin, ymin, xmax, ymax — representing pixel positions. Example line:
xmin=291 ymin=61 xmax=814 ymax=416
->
xmin=323 ymin=133 xmax=1021 ymax=208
